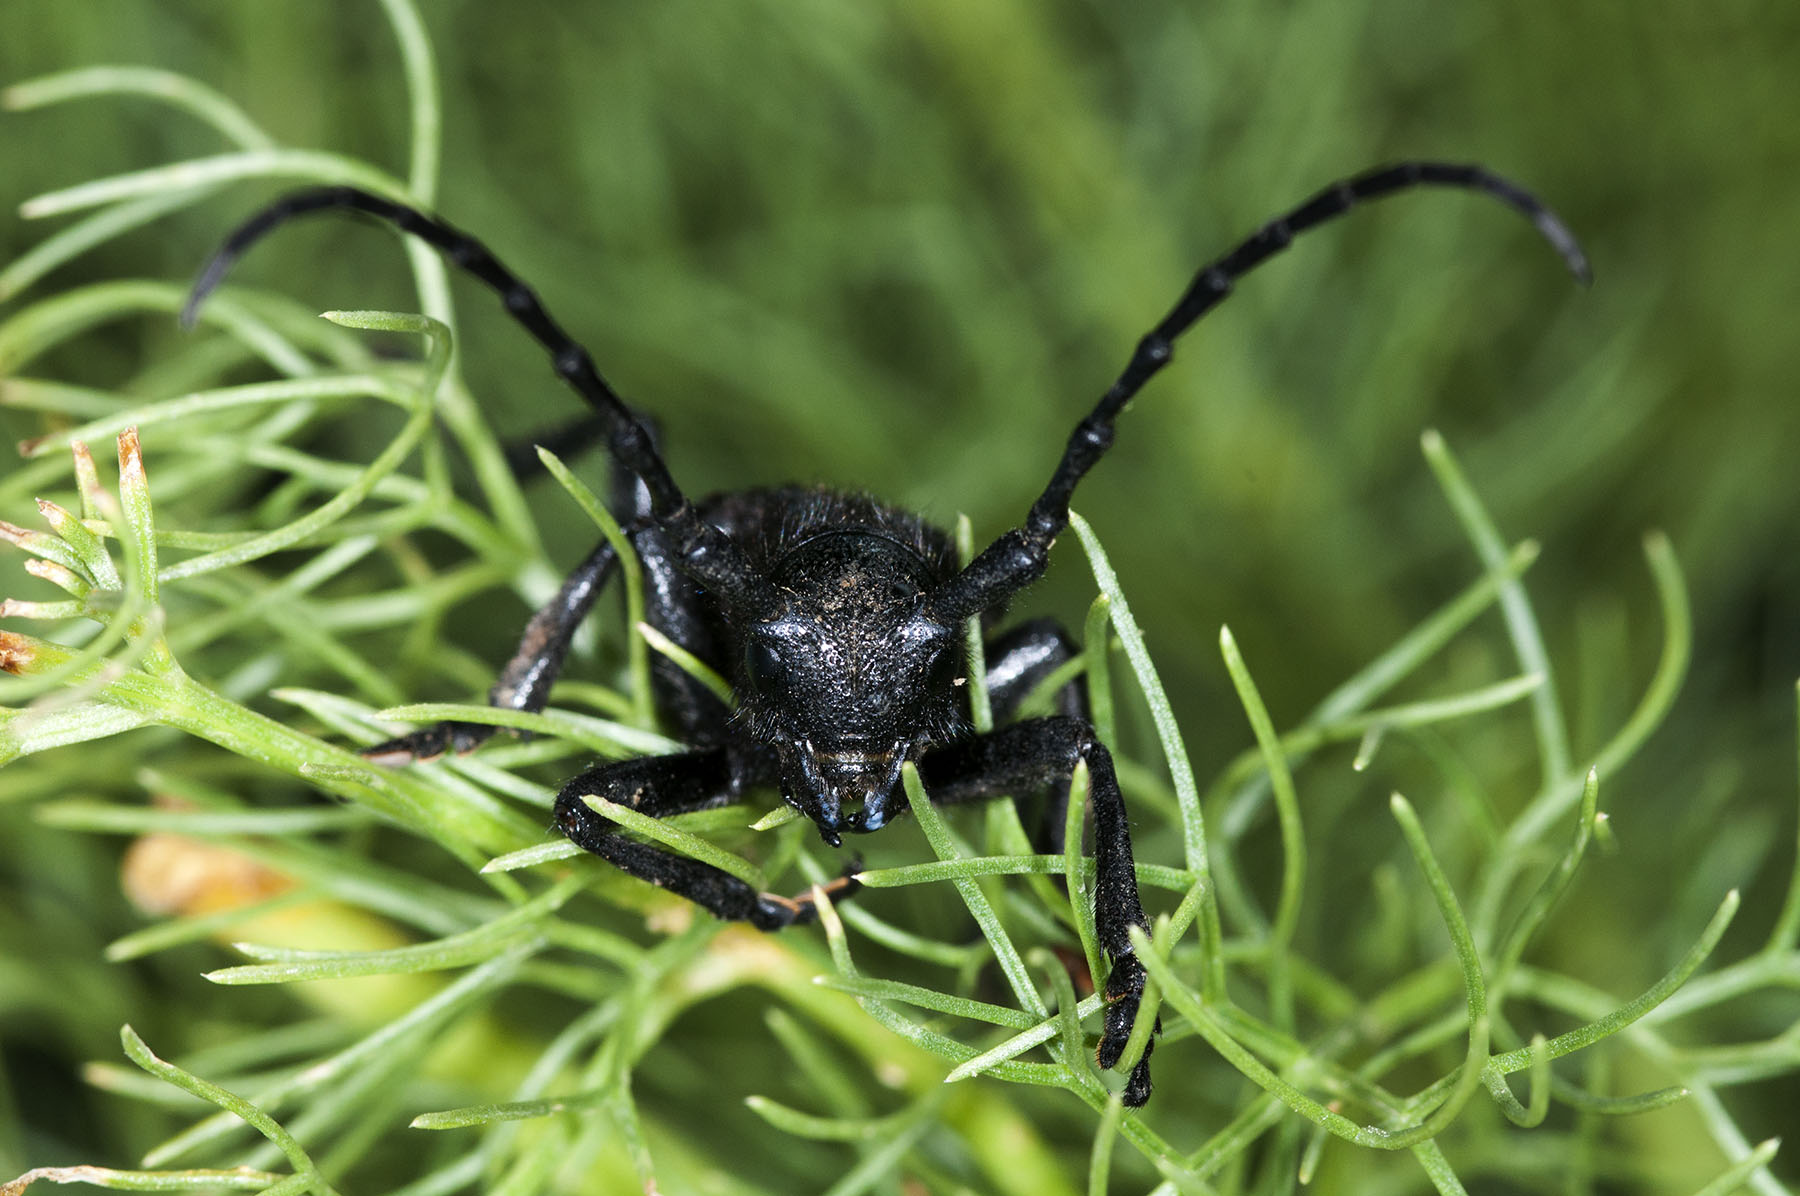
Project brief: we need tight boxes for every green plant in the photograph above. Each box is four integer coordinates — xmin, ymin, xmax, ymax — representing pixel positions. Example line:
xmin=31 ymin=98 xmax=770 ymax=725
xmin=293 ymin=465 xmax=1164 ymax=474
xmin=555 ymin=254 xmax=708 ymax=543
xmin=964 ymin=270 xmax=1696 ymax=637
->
xmin=3 ymin=4 xmax=1797 ymax=1194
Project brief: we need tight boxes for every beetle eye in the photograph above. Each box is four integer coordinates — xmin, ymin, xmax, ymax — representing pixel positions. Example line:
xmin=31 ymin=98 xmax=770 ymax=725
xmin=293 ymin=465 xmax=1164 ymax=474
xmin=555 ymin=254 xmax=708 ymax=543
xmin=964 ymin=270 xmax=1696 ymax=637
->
xmin=744 ymin=639 xmax=784 ymax=694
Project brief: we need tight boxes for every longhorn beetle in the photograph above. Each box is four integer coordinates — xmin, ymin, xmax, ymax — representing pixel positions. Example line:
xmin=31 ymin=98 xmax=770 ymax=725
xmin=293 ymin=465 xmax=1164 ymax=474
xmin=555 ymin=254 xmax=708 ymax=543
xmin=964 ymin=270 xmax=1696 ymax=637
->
xmin=184 ymin=162 xmax=1590 ymax=1106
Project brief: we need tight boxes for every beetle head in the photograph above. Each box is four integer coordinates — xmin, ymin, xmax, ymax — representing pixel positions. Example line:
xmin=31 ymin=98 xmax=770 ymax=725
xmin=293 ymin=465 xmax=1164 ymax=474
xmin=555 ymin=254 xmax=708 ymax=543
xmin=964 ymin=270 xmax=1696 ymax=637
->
xmin=736 ymin=530 xmax=965 ymax=846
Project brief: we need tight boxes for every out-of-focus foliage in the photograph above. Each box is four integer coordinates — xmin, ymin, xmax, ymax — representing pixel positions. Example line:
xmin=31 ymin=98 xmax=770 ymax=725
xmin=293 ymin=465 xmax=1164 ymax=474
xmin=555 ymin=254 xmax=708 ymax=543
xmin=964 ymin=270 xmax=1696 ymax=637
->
xmin=2 ymin=2 xmax=1796 ymax=1193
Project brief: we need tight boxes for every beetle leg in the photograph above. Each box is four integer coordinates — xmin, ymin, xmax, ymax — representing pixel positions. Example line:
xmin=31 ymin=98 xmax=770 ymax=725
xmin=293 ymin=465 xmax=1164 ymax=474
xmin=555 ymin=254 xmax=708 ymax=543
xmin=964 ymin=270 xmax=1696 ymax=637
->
xmin=367 ymin=407 xmax=734 ymax=760
xmin=360 ymin=517 xmax=735 ymax=761
xmin=364 ymin=537 xmax=619 ymax=763
xmin=984 ymin=618 xmax=1086 ymax=723
xmin=631 ymin=521 xmax=734 ymax=743
xmin=981 ymin=619 xmax=1087 ymax=854
xmin=552 ymin=747 xmax=856 ymax=929
xmin=920 ymin=716 xmax=1156 ymax=1106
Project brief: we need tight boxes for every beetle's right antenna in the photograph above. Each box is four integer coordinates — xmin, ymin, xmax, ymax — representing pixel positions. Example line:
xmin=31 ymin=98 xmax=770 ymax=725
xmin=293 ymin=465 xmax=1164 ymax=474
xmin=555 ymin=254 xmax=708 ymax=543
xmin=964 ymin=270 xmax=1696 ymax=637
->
xmin=931 ymin=160 xmax=1591 ymax=623
xmin=184 ymin=186 xmax=776 ymax=613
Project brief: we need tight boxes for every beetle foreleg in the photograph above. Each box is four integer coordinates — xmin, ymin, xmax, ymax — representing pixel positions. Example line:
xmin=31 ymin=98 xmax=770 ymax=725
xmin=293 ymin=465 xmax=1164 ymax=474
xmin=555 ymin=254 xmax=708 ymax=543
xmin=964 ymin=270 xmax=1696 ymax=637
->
xmin=553 ymin=747 xmax=854 ymax=930
xmin=364 ymin=537 xmax=619 ymax=763
xmin=920 ymin=716 xmax=1156 ymax=1106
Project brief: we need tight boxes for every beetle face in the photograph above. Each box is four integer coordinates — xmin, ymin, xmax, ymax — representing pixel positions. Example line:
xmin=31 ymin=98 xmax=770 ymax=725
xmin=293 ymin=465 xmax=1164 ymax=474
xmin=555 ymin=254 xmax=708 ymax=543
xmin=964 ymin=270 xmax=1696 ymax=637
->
xmin=738 ymin=532 xmax=964 ymax=845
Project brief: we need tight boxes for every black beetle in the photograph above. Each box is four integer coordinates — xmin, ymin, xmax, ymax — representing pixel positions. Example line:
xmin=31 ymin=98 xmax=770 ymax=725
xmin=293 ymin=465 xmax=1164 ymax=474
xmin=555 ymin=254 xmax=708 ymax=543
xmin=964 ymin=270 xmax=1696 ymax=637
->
xmin=184 ymin=161 xmax=1588 ymax=1105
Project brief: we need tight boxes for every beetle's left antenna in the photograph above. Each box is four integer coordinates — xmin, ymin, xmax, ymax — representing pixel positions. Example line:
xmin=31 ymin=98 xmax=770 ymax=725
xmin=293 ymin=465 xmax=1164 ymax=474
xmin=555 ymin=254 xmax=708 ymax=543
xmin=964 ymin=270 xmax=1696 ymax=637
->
xmin=932 ymin=160 xmax=1592 ymax=622
xmin=184 ymin=185 xmax=775 ymax=611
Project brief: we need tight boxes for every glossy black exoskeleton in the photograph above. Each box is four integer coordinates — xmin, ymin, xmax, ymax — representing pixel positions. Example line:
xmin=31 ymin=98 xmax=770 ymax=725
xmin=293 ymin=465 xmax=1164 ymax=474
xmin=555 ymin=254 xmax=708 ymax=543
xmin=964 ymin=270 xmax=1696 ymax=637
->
xmin=184 ymin=162 xmax=1590 ymax=1106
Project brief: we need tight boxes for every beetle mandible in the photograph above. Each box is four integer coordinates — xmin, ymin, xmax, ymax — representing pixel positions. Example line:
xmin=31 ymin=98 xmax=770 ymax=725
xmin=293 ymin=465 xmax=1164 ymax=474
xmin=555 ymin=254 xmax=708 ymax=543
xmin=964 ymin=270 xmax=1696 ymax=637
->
xmin=184 ymin=161 xmax=1590 ymax=1106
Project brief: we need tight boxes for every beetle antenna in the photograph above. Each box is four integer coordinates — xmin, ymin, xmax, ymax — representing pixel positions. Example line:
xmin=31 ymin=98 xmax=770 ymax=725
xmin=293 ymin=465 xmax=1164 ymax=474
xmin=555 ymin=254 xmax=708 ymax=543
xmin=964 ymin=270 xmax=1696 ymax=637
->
xmin=932 ymin=161 xmax=1591 ymax=622
xmin=183 ymin=186 xmax=690 ymax=511
xmin=183 ymin=185 xmax=775 ymax=611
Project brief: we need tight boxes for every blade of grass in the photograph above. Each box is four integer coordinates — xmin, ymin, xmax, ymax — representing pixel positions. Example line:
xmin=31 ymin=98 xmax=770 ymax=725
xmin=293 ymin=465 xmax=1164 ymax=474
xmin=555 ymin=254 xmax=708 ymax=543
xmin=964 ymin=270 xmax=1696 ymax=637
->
xmin=901 ymin=763 xmax=1045 ymax=1018
xmin=635 ymin=621 xmax=735 ymax=710
xmin=5 ymin=66 xmax=274 ymax=148
xmin=122 ymin=1026 xmax=342 ymax=1196
xmin=1069 ymin=512 xmax=1222 ymax=1001
xmin=1421 ymin=429 xmax=1568 ymax=785
xmin=21 ymin=151 xmax=408 ymax=219
xmin=578 ymin=796 xmax=764 ymax=890
xmin=956 ymin=513 xmax=995 ymax=733
xmin=378 ymin=0 xmax=441 ymax=201
xmin=0 ymin=1164 xmax=285 ymax=1192
xmin=1219 ymin=625 xmax=1304 ymax=1028
xmin=535 ymin=446 xmax=653 ymax=726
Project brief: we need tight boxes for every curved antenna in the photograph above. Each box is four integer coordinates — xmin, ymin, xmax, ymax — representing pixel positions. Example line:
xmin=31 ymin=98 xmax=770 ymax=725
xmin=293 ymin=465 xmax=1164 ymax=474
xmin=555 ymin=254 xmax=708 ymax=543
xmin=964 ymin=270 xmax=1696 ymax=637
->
xmin=931 ymin=161 xmax=1592 ymax=622
xmin=183 ymin=185 xmax=774 ymax=612
xmin=184 ymin=187 xmax=683 ymax=516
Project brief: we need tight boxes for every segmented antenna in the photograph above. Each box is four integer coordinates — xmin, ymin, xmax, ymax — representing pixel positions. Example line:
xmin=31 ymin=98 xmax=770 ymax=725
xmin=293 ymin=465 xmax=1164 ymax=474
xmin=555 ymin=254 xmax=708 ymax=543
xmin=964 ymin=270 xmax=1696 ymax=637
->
xmin=933 ymin=160 xmax=1591 ymax=622
xmin=183 ymin=185 xmax=777 ymax=612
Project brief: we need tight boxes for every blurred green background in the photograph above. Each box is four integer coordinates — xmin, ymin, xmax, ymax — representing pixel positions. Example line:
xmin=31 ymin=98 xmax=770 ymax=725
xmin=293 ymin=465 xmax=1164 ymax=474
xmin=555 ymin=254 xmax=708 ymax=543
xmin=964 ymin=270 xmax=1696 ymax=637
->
xmin=4 ymin=0 xmax=1798 ymax=1191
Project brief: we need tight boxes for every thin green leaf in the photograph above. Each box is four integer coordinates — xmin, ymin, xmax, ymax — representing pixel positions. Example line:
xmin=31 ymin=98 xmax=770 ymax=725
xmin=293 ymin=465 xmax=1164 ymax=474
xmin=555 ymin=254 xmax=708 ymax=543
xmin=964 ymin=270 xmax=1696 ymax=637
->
xmin=535 ymin=445 xmax=653 ymax=727
xmin=21 ymin=151 xmax=406 ymax=219
xmin=121 ymin=1026 xmax=341 ymax=1196
xmin=636 ymin=620 xmax=735 ymax=710
xmin=901 ymin=763 xmax=1045 ymax=1018
xmin=1219 ymin=625 xmax=1304 ymax=1026
xmin=4 ymin=66 xmax=274 ymax=148
xmin=578 ymin=795 xmax=764 ymax=890
xmin=1422 ymin=428 xmax=1568 ymax=783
